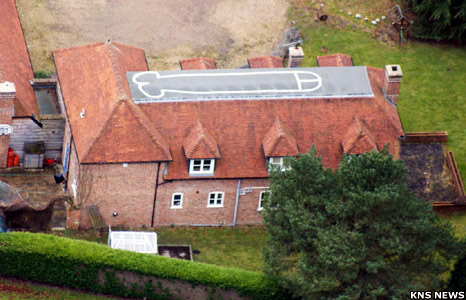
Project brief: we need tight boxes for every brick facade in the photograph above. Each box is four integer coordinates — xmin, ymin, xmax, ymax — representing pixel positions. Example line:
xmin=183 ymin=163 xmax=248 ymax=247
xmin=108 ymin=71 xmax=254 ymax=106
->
xmin=72 ymin=161 xmax=270 ymax=228
xmin=75 ymin=162 xmax=159 ymax=228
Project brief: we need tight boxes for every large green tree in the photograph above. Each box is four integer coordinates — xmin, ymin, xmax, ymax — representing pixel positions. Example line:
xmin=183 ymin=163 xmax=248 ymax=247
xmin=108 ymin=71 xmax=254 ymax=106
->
xmin=262 ymin=148 xmax=462 ymax=299
xmin=405 ymin=0 xmax=466 ymax=42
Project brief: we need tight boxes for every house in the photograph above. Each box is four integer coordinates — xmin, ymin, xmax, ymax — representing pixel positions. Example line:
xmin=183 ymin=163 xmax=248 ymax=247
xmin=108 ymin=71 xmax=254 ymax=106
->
xmin=0 ymin=0 xmax=65 ymax=168
xmin=53 ymin=41 xmax=406 ymax=228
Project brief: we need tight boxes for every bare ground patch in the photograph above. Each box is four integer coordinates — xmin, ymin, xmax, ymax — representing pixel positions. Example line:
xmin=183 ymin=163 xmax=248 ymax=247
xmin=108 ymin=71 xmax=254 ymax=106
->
xmin=16 ymin=0 xmax=289 ymax=72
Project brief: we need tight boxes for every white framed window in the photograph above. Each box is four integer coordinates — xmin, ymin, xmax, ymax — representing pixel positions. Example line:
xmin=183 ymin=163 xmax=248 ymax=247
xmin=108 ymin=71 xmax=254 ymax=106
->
xmin=268 ymin=157 xmax=291 ymax=171
xmin=258 ymin=191 xmax=270 ymax=211
xmin=189 ymin=159 xmax=215 ymax=176
xmin=207 ymin=192 xmax=224 ymax=208
xmin=171 ymin=193 xmax=183 ymax=209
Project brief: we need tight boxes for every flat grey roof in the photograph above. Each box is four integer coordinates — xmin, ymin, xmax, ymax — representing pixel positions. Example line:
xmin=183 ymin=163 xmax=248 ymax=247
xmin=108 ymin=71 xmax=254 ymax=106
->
xmin=127 ymin=66 xmax=374 ymax=103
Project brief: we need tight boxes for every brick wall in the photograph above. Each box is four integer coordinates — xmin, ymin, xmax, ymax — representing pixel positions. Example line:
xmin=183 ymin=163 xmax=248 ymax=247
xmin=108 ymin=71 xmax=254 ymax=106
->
xmin=72 ymin=159 xmax=270 ymax=228
xmin=77 ymin=162 xmax=159 ymax=228
xmin=235 ymin=178 xmax=269 ymax=225
xmin=154 ymin=173 xmax=268 ymax=226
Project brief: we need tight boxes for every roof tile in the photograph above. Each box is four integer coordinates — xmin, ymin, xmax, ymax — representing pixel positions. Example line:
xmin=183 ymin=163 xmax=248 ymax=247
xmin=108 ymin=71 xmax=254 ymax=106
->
xmin=180 ymin=57 xmax=216 ymax=70
xmin=317 ymin=53 xmax=353 ymax=67
xmin=248 ymin=56 xmax=284 ymax=68
xmin=183 ymin=120 xmax=220 ymax=159
xmin=54 ymin=42 xmax=171 ymax=163
xmin=341 ymin=117 xmax=378 ymax=154
xmin=0 ymin=0 xmax=39 ymax=116
xmin=262 ymin=118 xmax=299 ymax=157
xmin=54 ymin=44 xmax=404 ymax=179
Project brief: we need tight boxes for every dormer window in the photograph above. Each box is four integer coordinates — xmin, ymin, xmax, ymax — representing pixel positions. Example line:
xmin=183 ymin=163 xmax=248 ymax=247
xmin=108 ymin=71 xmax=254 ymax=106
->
xmin=268 ymin=157 xmax=291 ymax=172
xmin=189 ymin=159 xmax=215 ymax=176
xmin=183 ymin=120 xmax=221 ymax=177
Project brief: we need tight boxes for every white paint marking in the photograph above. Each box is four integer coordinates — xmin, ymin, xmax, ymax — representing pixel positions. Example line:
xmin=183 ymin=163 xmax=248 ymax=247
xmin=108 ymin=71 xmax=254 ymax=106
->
xmin=132 ymin=70 xmax=322 ymax=99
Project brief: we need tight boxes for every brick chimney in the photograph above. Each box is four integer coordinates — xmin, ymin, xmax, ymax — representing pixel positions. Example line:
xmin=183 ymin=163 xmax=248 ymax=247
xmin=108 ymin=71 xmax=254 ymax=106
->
xmin=384 ymin=65 xmax=402 ymax=104
xmin=0 ymin=81 xmax=15 ymax=168
xmin=288 ymin=46 xmax=304 ymax=68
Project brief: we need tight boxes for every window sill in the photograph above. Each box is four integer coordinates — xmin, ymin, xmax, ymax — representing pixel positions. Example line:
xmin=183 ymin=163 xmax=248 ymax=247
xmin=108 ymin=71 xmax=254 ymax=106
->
xmin=188 ymin=172 xmax=215 ymax=177
xmin=170 ymin=206 xmax=183 ymax=209
xmin=257 ymin=208 xmax=263 ymax=211
xmin=207 ymin=205 xmax=224 ymax=208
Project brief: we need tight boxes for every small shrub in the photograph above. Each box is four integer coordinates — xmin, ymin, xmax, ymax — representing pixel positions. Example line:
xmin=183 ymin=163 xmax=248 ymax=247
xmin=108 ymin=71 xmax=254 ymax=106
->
xmin=33 ymin=70 xmax=54 ymax=78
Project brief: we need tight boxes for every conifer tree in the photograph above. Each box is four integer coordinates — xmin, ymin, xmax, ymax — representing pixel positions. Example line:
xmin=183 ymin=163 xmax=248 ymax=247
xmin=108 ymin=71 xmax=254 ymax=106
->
xmin=405 ymin=0 xmax=466 ymax=42
xmin=262 ymin=147 xmax=462 ymax=299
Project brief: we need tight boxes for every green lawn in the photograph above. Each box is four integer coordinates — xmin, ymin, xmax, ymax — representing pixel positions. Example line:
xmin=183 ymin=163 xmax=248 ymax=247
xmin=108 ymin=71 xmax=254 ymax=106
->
xmin=53 ymin=226 xmax=267 ymax=272
xmin=446 ymin=213 xmax=466 ymax=238
xmin=0 ymin=278 xmax=121 ymax=300
xmin=291 ymin=1 xmax=466 ymax=184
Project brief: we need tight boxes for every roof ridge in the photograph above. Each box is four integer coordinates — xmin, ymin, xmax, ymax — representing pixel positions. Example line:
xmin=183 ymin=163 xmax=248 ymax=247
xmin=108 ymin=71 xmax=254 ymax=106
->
xmin=366 ymin=66 xmax=403 ymax=134
xmin=262 ymin=118 xmax=298 ymax=156
xmin=81 ymin=99 xmax=122 ymax=161
xmin=188 ymin=136 xmax=217 ymax=158
xmin=183 ymin=120 xmax=220 ymax=158
xmin=343 ymin=117 xmax=378 ymax=153
xmin=124 ymin=99 xmax=172 ymax=160
xmin=106 ymin=42 xmax=128 ymax=100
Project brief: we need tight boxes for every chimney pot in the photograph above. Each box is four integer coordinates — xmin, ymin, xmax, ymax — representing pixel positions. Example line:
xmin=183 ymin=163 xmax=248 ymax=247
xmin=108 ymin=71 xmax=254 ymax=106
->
xmin=384 ymin=65 xmax=402 ymax=104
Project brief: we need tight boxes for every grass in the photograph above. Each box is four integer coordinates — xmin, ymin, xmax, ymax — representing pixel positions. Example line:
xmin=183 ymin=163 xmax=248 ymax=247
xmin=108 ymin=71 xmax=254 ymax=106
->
xmin=290 ymin=0 xmax=466 ymax=184
xmin=445 ymin=213 xmax=466 ymax=239
xmin=53 ymin=226 xmax=267 ymax=272
xmin=0 ymin=277 xmax=121 ymax=300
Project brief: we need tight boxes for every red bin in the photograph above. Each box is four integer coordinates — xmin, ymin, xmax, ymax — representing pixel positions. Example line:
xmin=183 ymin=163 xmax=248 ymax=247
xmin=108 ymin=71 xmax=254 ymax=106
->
xmin=7 ymin=149 xmax=14 ymax=167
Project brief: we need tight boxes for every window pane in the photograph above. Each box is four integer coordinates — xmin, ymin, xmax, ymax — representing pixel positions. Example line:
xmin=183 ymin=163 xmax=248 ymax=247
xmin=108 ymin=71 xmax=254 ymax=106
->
xmin=193 ymin=165 xmax=201 ymax=171
xmin=204 ymin=159 xmax=211 ymax=166
xmin=210 ymin=193 xmax=216 ymax=200
xmin=209 ymin=199 xmax=215 ymax=205
xmin=173 ymin=200 xmax=181 ymax=206
xmin=193 ymin=160 xmax=202 ymax=166
xmin=271 ymin=157 xmax=281 ymax=163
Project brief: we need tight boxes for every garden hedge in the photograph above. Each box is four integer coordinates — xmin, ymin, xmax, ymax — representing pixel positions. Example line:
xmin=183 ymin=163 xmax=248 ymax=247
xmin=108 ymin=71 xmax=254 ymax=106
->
xmin=0 ymin=232 xmax=291 ymax=299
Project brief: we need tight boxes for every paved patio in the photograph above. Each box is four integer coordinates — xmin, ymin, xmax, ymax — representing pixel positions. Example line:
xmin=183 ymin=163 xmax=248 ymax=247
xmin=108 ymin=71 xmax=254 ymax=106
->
xmin=0 ymin=166 xmax=69 ymax=230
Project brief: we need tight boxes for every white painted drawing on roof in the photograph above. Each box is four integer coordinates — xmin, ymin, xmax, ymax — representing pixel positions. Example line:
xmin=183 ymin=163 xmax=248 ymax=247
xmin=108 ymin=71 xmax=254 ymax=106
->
xmin=131 ymin=70 xmax=323 ymax=99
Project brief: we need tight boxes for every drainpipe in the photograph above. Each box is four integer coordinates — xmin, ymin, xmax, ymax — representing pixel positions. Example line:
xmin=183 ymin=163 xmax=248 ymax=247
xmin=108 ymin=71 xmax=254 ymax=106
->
xmin=232 ymin=179 xmax=241 ymax=226
xmin=151 ymin=162 xmax=161 ymax=227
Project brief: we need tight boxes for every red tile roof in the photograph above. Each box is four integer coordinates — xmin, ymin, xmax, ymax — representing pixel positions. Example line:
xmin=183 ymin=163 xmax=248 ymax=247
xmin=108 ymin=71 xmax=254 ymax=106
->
xmin=0 ymin=0 xmax=39 ymax=116
xmin=341 ymin=117 xmax=378 ymax=154
xmin=53 ymin=42 xmax=171 ymax=163
xmin=317 ymin=53 xmax=353 ymax=67
xmin=54 ymin=45 xmax=404 ymax=179
xmin=248 ymin=56 xmax=284 ymax=68
xmin=183 ymin=120 xmax=221 ymax=159
xmin=262 ymin=118 xmax=299 ymax=157
xmin=180 ymin=57 xmax=216 ymax=70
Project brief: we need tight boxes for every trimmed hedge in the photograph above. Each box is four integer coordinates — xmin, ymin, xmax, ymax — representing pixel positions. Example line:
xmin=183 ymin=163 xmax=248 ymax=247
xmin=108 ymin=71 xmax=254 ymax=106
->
xmin=0 ymin=232 xmax=290 ymax=300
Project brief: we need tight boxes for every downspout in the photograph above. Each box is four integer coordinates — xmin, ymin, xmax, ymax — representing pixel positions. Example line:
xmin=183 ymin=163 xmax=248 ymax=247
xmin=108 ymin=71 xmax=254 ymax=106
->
xmin=232 ymin=179 xmax=241 ymax=226
xmin=151 ymin=162 xmax=161 ymax=228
